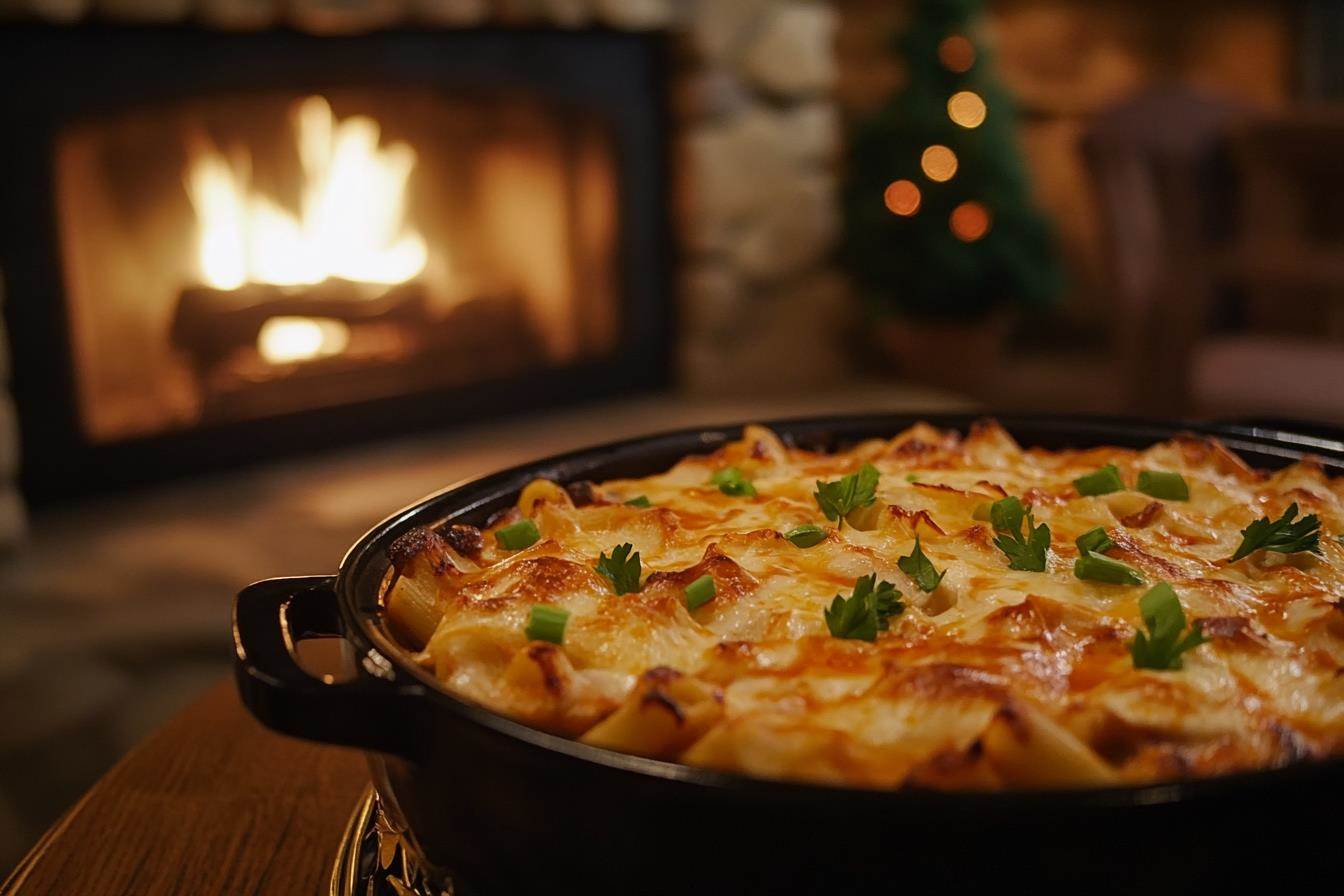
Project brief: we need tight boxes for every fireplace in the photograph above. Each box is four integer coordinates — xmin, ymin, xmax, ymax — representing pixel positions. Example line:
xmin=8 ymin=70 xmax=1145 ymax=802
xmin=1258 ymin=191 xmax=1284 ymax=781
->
xmin=0 ymin=25 xmax=671 ymax=500
xmin=61 ymin=88 xmax=620 ymax=439
xmin=0 ymin=3 xmax=845 ymax=517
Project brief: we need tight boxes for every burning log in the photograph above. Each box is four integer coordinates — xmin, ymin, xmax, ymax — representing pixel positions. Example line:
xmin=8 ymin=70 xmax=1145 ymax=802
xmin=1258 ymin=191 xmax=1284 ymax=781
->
xmin=169 ymin=277 xmax=549 ymax=423
xmin=170 ymin=279 xmax=431 ymax=376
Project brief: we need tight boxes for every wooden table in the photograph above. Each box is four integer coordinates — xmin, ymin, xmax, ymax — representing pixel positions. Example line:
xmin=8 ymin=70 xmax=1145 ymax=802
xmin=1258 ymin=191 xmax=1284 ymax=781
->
xmin=1 ymin=680 xmax=367 ymax=895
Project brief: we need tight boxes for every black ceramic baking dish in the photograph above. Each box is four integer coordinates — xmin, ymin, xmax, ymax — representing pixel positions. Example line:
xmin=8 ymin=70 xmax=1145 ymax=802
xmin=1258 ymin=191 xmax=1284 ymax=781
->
xmin=234 ymin=414 xmax=1344 ymax=894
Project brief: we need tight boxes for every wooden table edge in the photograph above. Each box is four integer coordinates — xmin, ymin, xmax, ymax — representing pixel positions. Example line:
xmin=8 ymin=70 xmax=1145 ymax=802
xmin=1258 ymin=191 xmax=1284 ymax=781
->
xmin=1 ymin=679 xmax=368 ymax=895
xmin=1 ymin=724 xmax=167 ymax=895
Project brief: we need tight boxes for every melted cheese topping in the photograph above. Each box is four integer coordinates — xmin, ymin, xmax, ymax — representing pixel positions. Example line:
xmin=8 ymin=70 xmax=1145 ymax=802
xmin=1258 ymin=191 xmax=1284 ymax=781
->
xmin=384 ymin=421 xmax=1344 ymax=789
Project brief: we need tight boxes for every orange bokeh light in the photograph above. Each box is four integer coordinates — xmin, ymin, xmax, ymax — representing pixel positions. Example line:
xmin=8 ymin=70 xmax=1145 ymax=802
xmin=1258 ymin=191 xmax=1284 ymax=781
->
xmin=950 ymin=201 xmax=992 ymax=242
xmin=938 ymin=34 xmax=976 ymax=73
xmin=883 ymin=179 xmax=921 ymax=216
xmin=947 ymin=91 xmax=987 ymax=128
xmin=920 ymin=145 xmax=958 ymax=182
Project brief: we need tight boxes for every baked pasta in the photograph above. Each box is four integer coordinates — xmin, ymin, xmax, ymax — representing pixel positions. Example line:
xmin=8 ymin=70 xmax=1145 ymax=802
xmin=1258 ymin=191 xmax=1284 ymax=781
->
xmin=383 ymin=421 xmax=1344 ymax=789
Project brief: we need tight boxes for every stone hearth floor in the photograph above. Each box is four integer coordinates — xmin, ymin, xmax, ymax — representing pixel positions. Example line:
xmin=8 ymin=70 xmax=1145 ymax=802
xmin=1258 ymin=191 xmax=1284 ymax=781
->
xmin=0 ymin=384 xmax=969 ymax=869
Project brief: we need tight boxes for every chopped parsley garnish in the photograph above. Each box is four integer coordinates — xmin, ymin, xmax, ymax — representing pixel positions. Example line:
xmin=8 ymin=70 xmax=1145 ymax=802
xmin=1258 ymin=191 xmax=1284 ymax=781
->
xmin=1228 ymin=502 xmax=1321 ymax=562
xmin=711 ymin=466 xmax=756 ymax=497
xmin=784 ymin=523 xmax=828 ymax=548
xmin=684 ymin=574 xmax=716 ymax=610
xmin=1129 ymin=583 xmax=1207 ymax=670
xmin=1074 ymin=551 xmax=1143 ymax=586
xmin=595 ymin=543 xmax=642 ymax=595
xmin=990 ymin=496 xmax=1051 ymax=572
xmin=814 ymin=463 xmax=880 ymax=527
xmin=524 ymin=605 xmax=569 ymax=644
xmin=897 ymin=535 xmax=945 ymax=592
xmin=495 ymin=519 xmax=540 ymax=550
xmin=624 ymin=495 xmax=652 ymax=508
xmin=1074 ymin=464 xmax=1125 ymax=496
xmin=1136 ymin=470 xmax=1189 ymax=501
xmin=1075 ymin=526 xmax=1114 ymax=554
xmin=823 ymin=574 xmax=903 ymax=641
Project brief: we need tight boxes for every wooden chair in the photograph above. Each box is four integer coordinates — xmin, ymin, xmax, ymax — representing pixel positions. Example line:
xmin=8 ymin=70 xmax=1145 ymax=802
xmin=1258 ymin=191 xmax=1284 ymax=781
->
xmin=1080 ymin=85 xmax=1239 ymax=416
xmin=1084 ymin=95 xmax=1344 ymax=422
xmin=1189 ymin=112 xmax=1344 ymax=422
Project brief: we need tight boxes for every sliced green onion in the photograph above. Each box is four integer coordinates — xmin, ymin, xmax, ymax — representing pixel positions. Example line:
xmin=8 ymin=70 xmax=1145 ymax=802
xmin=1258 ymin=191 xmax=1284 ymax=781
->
xmin=1074 ymin=551 xmax=1144 ymax=585
xmin=1074 ymin=464 xmax=1125 ymax=496
xmin=711 ymin=466 xmax=756 ymax=497
xmin=624 ymin=495 xmax=651 ymax=508
xmin=1136 ymin=470 xmax=1189 ymax=501
xmin=1075 ymin=526 xmax=1114 ymax=555
xmin=524 ymin=604 xmax=569 ymax=644
xmin=972 ymin=501 xmax=992 ymax=521
xmin=495 ymin=519 xmax=540 ymax=550
xmin=784 ymin=523 xmax=827 ymax=548
xmin=684 ymin=575 xmax=716 ymax=610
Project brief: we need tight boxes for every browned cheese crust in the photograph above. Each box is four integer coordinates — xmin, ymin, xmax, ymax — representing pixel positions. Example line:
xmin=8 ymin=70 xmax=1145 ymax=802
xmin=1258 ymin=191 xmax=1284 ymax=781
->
xmin=383 ymin=422 xmax=1344 ymax=789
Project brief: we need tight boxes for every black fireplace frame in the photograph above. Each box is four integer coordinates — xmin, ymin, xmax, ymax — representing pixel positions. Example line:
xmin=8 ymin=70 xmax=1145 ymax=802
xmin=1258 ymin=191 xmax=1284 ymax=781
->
xmin=0 ymin=24 xmax=673 ymax=503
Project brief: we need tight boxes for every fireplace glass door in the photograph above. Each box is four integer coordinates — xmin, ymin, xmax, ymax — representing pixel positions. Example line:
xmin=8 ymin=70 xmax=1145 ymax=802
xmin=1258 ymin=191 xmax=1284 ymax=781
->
xmin=54 ymin=88 xmax=619 ymax=443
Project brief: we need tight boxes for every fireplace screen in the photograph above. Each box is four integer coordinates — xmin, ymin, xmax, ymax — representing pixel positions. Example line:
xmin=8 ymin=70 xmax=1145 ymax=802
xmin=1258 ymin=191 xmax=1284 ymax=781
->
xmin=55 ymin=89 xmax=620 ymax=443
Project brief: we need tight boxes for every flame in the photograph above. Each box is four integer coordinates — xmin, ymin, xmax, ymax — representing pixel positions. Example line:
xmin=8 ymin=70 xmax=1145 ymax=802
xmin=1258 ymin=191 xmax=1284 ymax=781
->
xmin=256 ymin=316 xmax=350 ymax=364
xmin=185 ymin=96 xmax=427 ymax=290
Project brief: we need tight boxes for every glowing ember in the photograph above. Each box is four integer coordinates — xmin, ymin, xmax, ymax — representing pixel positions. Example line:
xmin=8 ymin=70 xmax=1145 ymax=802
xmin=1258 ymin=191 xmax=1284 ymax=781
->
xmin=257 ymin=316 xmax=351 ymax=364
xmin=184 ymin=96 xmax=427 ymax=291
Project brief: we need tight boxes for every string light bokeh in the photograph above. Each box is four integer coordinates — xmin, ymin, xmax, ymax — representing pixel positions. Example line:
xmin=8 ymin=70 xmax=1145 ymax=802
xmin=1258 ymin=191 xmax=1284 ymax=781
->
xmin=920 ymin=145 xmax=958 ymax=182
xmin=884 ymin=180 xmax=922 ymax=216
xmin=947 ymin=91 xmax=986 ymax=129
xmin=937 ymin=34 xmax=976 ymax=73
xmin=950 ymin=201 xmax=992 ymax=241
xmin=883 ymin=31 xmax=993 ymax=245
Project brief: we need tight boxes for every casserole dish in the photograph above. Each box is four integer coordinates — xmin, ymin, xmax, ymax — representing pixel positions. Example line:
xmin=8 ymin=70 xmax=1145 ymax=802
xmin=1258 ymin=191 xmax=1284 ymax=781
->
xmin=234 ymin=414 xmax=1344 ymax=893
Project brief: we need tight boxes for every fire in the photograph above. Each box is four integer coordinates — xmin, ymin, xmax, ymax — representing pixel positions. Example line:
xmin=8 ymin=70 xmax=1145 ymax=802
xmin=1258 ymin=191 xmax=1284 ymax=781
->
xmin=184 ymin=96 xmax=427 ymax=291
xmin=256 ymin=316 xmax=351 ymax=364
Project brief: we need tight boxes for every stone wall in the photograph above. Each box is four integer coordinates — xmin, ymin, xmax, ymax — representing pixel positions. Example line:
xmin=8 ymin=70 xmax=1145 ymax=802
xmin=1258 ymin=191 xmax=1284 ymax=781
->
xmin=673 ymin=1 xmax=848 ymax=392
xmin=0 ymin=0 xmax=848 ymax=529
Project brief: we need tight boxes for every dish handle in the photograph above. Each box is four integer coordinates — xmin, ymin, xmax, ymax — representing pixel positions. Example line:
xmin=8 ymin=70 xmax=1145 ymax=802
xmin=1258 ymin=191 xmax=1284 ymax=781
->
xmin=233 ymin=575 xmax=427 ymax=761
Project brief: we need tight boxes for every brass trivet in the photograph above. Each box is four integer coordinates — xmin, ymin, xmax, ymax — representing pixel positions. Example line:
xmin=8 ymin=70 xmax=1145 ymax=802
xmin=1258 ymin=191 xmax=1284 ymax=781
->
xmin=330 ymin=787 xmax=454 ymax=896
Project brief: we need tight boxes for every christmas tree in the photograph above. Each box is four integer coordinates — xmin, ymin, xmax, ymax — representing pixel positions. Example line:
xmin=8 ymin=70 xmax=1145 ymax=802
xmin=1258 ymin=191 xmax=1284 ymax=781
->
xmin=842 ymin=0 xmax=1061 ymax=320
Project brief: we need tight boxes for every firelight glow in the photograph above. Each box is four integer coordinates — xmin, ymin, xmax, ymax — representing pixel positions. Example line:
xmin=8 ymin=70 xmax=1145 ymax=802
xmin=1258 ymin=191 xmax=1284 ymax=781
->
xmin=256 ymin=316 xmax=351 ymax=364
xmin=185 ymin=96 xmax=428 ymax=290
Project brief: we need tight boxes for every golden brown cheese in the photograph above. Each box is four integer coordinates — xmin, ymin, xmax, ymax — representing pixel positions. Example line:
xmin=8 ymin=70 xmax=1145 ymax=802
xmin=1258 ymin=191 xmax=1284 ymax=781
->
xmin=383 ymin=421 xmax=1344 ymax=788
